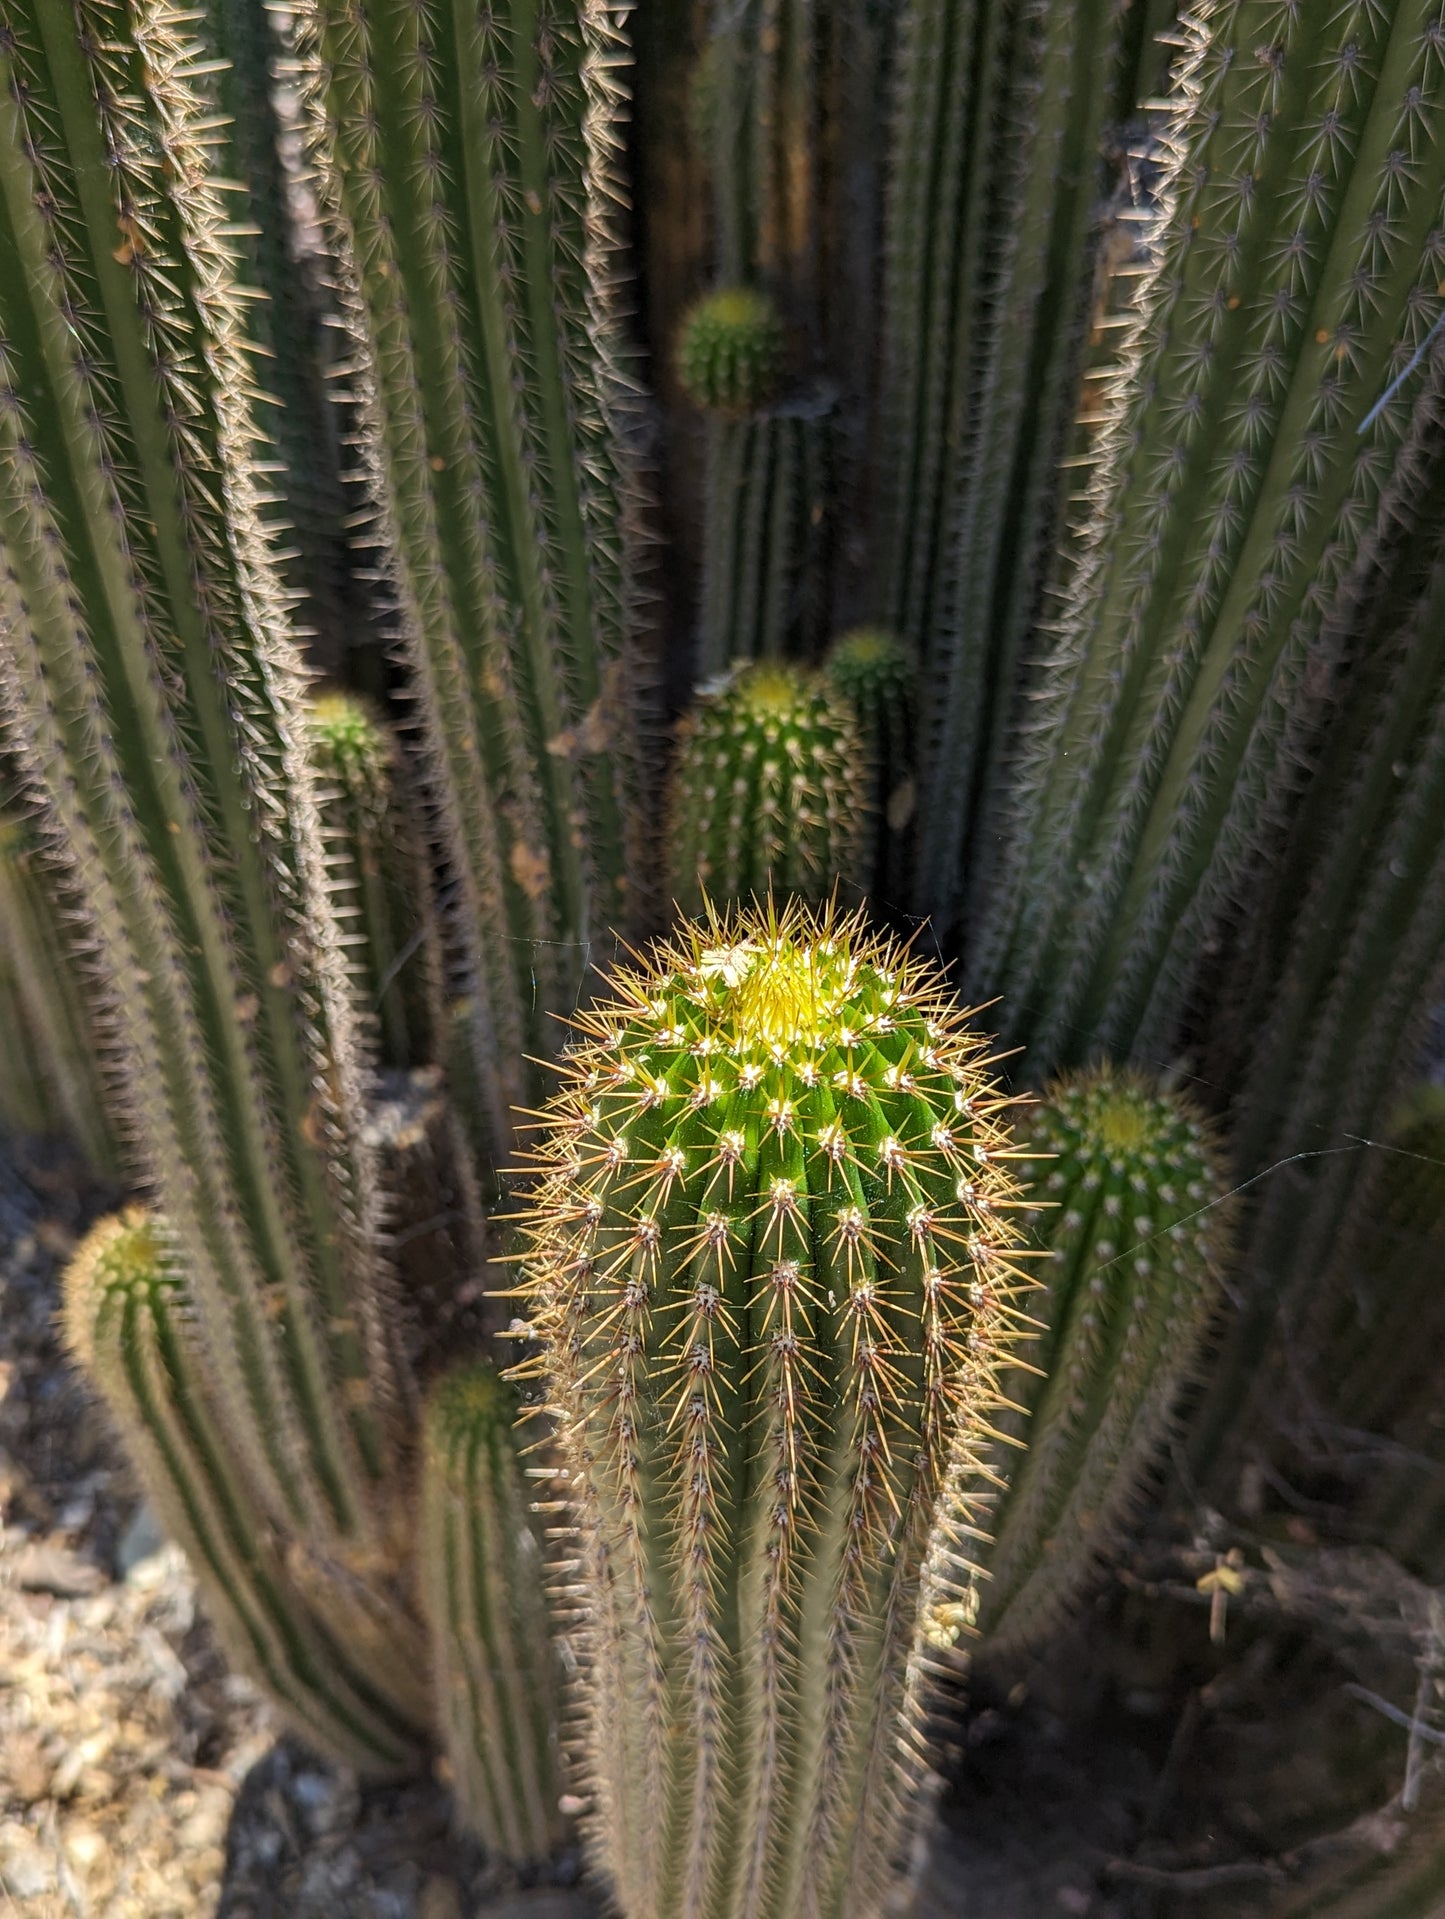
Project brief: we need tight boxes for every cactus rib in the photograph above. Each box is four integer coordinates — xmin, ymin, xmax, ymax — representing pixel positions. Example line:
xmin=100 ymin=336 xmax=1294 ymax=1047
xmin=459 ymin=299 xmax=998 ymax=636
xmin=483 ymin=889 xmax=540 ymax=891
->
xmin=977 ymin=0 xmax=1445 ymax=1075
xmin=421 ymin=1363 xmax=565 ymax=1862
xmin=666 ymin=661 xmax=867 ymax=920
xmin=297 ymin=0 xmax=644 ymax=1156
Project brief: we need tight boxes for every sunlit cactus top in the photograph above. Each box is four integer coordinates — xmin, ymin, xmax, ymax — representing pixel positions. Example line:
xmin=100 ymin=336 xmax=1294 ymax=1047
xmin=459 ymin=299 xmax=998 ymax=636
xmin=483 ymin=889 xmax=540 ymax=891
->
xmin=676 ymin=285 xmax=788 ymax=414
xmin=519 ymin=901 xmax=1032 ymax=1464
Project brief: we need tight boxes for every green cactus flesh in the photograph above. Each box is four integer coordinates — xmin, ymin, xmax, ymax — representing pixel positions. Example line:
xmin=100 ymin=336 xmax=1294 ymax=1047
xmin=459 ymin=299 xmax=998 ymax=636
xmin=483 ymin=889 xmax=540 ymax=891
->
xmin=421 ymin=1363 xmax=565 ymax=1864
xmin=881 ymin=0 xmax=1119 ymax=939
xmin=667 ymin=663 xmax=867 ymax=919
xmin=309 ymin=693 xmax=442 ymax=1073
xmin=0 ymin=0 xmax=406 ymax=1550
xmin=0 ymin=806 xmax=115 ymax=1172
xmin=677 ymin=287 xmax=788 ymax=415
xmin=963 ymin=1072 xmax=1230 ymax=1652
xmin=978 ymin=0 xmax=1445 ymax=1075
xmin=824 ymin=628 xmax=917 ymax=898
xmin=65 ymin=1211 xmax=429 ymax=1774
xmin=698 ymin=399 xmax=834 ymax=675
xmin=517 ymin=901 xmax=1035 ymax=1919
xmin=298 ymin=0 xmax=643 ymax=1157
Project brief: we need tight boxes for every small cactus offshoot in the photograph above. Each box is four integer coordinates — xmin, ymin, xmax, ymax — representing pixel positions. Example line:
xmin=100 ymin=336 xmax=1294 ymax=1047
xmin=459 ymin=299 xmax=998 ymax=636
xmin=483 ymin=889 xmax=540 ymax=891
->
xmin=667 ymin=662 xmax=867 ymax=918
xmin=516 ymin=900 xmax=1034 ymax=1919
xmin=420 ymin=1363 xmax=565 ymax=1864
xmin=964 ymin=1071 xmax=1231 ymax=1653
xmin=64 ymin=1212 xmax=429 ymax=1775
xmin=677 ymin=286 xmax=787 ymax=414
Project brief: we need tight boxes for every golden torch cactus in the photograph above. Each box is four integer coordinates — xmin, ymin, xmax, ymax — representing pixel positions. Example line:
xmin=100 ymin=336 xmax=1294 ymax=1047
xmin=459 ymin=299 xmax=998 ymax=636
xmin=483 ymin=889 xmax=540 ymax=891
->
xmin=515 ymin=901 xmax=1034 ymax=1919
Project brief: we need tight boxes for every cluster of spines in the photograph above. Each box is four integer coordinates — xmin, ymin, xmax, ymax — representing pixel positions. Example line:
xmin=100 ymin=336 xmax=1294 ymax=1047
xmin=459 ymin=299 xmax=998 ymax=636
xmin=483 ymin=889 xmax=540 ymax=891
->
xmin=963 ymin=1071 xmax=1230 ymax=1653
xmin=977 ymin=0 xmax=1445 ymax=1075
xmin=0 ymin=0 xmax=411 ymax=1568
xmin=677 ymin=286 xmax=787 ymax=415
xmin=824 ymin=628 xmax=917 ymax=899
xmin=879 ymin=0 xmax=1121 ymax=942
xmin=516 ymin=901 xmax=1036 ymax=1919
xmin=420 ymin=1363 xmax=565 ymax=1864
xmin=0 ymin=804 xmax=115 ymax=1173
xmin=309 ymin=692 xmax=442 ymax=1073
xmin=207 ymin=0 xmax=361 ymax=670
xmin=1191 ymin=357 xmax=1445 ymax=1478
xmin=666 ymin=662 xmax=867 ymax=918
xmin=64 ymin=1211 xmax=428 ymax=1774
xmin=295 ymin=0 xmax=645 ymax=1161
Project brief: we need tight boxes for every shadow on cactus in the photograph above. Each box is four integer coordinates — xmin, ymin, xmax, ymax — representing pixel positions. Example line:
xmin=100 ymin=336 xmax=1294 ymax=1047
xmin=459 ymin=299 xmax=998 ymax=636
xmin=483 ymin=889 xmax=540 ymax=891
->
xmin=513 ymin=899 xmax=1039 ymax=1919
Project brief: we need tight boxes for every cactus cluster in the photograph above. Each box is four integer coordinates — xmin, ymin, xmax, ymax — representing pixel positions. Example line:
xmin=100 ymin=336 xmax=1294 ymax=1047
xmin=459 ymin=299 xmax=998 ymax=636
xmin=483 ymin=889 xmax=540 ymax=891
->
xmin=667 ymin=662 xmax=867 ymax=917
xmin=516 ymin=901 xmax=1033 ymax=1919
xmin=4 ymin=0 xmax=1445 ymax=1904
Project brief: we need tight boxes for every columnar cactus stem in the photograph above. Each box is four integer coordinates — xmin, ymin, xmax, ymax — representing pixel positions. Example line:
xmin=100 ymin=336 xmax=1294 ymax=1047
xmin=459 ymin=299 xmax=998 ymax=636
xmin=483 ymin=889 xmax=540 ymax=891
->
xmin=420 ymin=1363 xmax=565 ymax=1863
xmin=517 ymin=902 xmax=1035 ymax=1919
xmin=297 ymin=0 xmax=645 ymax=1158
xmin=698 ymin=398 xmax=834 ymax=675
xmin=824 ymin=628 xmax=916 ymax=901
xmin=65 ymin=1211 xmax=429 ymax=1773
xmin=666 ymin=662 xmax=866 ymax=919
xmin=0 ymin=0 xmax=406 ymax=1557
xmin=1192 ymin=365 xmax=1445 ymax=1478
xmin=309 ymin=692 xmax=442 ymax=1073
xmin=961 ymin=1072 xmax=1230 ymax=1653
xmin=0 ymin=805 xmax=115 ymax=1172
xmin=880 ymin=0 xmax=1119 ymax=939
xmin=206 ymin=0 xmax=361 ymax=669
xmin=977 ymin=0 xmax=1445 ymax=1075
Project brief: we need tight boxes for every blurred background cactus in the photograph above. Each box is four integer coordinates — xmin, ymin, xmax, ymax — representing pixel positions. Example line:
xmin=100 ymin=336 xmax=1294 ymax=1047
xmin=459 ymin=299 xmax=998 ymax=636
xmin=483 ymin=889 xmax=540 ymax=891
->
xmin=0 ymin=0 xmax=1442 ymax=1912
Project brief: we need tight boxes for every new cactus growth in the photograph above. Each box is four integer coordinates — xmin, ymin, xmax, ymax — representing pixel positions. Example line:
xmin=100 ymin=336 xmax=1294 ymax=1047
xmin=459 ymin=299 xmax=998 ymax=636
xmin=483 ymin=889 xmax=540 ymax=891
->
xmin=420 ymin=1363 xmax=565 ymax=1863
xmin=309 ymin=693 xmax=441 ymax=1073
xmin=64 ymin=1211 xmax=429 ymax=1773
xmin=0 ymin=806 xmax=115 ymax=1172
xmin=297 ymin=0 xmax=644 ymax=1156
xmin=976 ymin=0 xmax=1445 ymax=1073
xmin=677 ymin=287 xmax=788 ymax=415
xmin=964 ymin=1072 xmax=1230 ymax=1652
xmin=824 ymin=628 xmax=917 ymax=899
xmin=516 ymin=900 xmax=1034 ymax=1919
xmin=667 ymin=662 xmax=867 ymax=919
